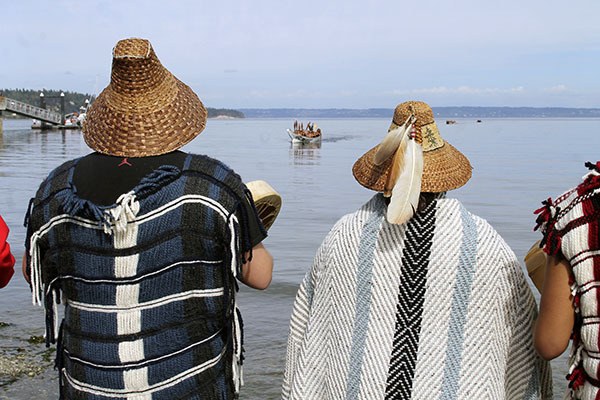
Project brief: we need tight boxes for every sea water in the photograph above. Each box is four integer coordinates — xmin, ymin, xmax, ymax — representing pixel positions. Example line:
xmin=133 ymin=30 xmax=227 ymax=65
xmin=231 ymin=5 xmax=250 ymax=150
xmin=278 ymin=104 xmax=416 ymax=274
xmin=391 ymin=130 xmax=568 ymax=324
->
xmin=1 ymin=116 xmax=599 ymax=399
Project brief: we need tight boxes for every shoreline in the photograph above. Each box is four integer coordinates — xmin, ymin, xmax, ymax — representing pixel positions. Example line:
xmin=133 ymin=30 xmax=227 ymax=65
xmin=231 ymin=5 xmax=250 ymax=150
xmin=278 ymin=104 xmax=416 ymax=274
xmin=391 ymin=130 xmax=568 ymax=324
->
xmin=0 ymin=320 xmax=53 ymax=391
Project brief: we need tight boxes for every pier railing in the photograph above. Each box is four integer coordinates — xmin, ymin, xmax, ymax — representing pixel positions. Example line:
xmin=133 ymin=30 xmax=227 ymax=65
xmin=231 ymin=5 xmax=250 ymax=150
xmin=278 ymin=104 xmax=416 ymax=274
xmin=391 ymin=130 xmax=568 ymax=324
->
xmin=0 ymin=96 xmax=62 ymax=125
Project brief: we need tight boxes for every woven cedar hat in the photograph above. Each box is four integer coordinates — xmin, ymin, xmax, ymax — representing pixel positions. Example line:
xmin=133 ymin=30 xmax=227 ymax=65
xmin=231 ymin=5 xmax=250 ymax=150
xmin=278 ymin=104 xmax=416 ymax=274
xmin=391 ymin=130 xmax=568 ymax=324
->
xmin=352 ymin=100 xmax=472 ymax=193
xmin=83 ymin=38 xmax=207 ymax=157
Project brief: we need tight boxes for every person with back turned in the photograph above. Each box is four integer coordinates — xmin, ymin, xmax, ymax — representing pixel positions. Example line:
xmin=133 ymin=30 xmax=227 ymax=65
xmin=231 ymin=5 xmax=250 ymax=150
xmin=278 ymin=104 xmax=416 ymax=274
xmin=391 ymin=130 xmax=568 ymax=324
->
xmin=23 ymin=37 xmax=273 ymax=399
xmin=533 ymin=161 xmax=600 ymax=399
xmin=282 ymin=100 xmax=552 ymax=399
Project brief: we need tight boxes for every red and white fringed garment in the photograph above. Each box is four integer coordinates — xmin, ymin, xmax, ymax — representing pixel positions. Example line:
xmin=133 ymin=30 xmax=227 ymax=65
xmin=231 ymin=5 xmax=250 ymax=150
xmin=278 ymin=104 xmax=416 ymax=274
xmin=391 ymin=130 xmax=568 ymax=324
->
xmin=535 ymin=161 xmax=600 ymax=400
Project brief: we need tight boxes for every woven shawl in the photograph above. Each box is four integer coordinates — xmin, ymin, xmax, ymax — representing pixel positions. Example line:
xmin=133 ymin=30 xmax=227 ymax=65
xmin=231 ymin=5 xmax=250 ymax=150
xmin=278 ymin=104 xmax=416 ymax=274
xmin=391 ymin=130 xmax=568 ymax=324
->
xmin=283 ymin=194 xmax=552 ymax=400
xmin=25 ymin=153 xmax=260 ymax=400
xmin=535 ymin=162 xmax=600 ymax=400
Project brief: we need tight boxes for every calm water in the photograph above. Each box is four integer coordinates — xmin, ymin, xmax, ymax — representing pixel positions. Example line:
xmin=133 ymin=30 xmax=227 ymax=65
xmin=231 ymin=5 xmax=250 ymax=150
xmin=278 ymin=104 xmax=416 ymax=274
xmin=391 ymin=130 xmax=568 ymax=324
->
xmin=1 ymin=116 xmax=599 ymax=399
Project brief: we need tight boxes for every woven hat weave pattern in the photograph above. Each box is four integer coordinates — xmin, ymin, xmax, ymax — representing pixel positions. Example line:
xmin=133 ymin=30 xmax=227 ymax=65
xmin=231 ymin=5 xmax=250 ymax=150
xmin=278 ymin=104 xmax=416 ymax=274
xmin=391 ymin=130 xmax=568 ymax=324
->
xmin=352 ymin=100 xmax=472 ymax=193
xmin=83 ymin=38 xmax=207 ymax=157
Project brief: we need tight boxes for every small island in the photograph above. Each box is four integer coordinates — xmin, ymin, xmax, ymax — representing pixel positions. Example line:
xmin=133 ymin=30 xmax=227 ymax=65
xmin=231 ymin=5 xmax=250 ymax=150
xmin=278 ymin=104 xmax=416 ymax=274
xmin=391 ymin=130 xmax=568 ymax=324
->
xmin=206 ymin=108 xmax=245 ymax=119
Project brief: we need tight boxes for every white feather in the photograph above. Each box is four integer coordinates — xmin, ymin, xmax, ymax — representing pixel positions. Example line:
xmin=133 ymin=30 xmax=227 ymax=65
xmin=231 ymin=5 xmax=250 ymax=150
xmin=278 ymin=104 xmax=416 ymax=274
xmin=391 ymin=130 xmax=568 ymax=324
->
xmin=373 ymin=125 xmax=405 ymax=165
xmin=386 ymin=130 xmax=423 ymax=224
xmin=373 ymin=115 xmax=413 ymax=165
xmin=383 ymin=135 xmax=408 ymax=197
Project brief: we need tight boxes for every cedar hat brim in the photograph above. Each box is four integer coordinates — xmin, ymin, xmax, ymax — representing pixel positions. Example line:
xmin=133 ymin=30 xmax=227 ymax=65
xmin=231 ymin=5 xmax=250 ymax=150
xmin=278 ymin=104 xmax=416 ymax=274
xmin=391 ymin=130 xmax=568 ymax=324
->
xmin=83 ymin=38 xmax=207 ymax=157
xmin=352 ymin=101 xmax=472 ymax=193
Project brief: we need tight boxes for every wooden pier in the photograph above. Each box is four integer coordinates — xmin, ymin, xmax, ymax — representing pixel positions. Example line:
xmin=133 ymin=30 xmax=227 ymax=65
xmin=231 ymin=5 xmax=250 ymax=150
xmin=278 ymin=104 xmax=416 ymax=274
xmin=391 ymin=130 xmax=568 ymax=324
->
xmin=0 ymin=95 xmax=63 ymax=126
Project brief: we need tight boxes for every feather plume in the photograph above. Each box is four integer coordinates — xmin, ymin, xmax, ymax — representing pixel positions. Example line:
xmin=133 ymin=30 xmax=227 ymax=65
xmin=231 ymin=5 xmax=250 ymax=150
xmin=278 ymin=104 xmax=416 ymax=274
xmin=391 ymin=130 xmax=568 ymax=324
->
xmin=383 ymin=136 xmax=407 ymax=197
xmin=386 ymin=125 xmax=424 ymax=224
xmin=373 ymin=115 xmax=413 ymax=165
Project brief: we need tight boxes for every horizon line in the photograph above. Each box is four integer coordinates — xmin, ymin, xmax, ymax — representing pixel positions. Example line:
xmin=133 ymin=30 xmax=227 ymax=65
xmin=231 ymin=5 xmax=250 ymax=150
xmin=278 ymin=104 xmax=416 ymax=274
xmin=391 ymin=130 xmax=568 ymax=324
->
xmin=236 ymin=106 xmax=600 ymax=110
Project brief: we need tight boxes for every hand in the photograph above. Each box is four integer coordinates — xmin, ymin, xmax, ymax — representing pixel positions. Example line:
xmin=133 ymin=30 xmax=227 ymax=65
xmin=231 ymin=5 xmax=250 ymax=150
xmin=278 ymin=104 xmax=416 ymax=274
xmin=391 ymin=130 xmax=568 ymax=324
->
xmin=22 ymin=252 xmax=30 ymax=284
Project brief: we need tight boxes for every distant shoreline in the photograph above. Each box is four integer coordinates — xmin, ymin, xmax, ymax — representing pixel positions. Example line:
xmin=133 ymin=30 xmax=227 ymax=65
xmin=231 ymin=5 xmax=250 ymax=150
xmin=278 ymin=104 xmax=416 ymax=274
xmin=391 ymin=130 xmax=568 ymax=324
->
xmin=239 ymin=107 xmax=600 ymax=119
xmin=4 ymin=106 xmax=600 ymax=121
xmin=209 ymin=115 xmax=238 ymax=120
xmin=4 ymin=89 xmax=598 ymax=119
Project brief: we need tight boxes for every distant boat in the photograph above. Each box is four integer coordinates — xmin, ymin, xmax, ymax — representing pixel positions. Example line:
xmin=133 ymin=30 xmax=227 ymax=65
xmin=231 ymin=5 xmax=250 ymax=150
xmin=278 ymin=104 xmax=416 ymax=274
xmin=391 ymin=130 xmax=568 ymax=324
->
xmin=287 ymin=121 xmax=322 ymax=144
xmin=446 ymin=120 xmax=457 ymax=125
xmin=286 ymin=129 xmax=322 ymax=144
xmin=31 ymin=99 xmax=89 ymax=130
xmin=63 ymin=112 xmax=85 ymax=129
xmin=32 ymin=112 xmax=86 ymax=130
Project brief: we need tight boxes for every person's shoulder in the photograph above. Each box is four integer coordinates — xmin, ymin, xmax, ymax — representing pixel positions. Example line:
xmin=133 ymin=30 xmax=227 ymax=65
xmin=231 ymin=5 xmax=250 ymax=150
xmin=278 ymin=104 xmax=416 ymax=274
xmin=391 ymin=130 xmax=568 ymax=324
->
xmin=330 ymin=212 xmax=357 ymax=233
xmin=184 ymin=153 xmax=242 ymax=182
xmin=33 ymin=158 xmax=81 ymax=198
xmin=312 ymin=213 xmax=356 ymax=259
xmin=559 ymin=167 xmax=600 ymax=208
xmin=182 ymin=154 xmax=253 ymax=213
xmin=436 ymin=197 xmax=482 ymax=232
xmin=441 ymin=198 xmax=514 ymax=254
xmin=336 ymin=194 xmax=385 ymax=227
xmin=186 ymin=153 xmax=231 ymax=170
xmin=550 ymin=185 xmax=580 ymax=212
xmin=439 ymin=197 xmax=490 ymax=226
xmin=321 ymin=195 xmax=385 ymax=245
xmin=48 ymin=158 xmax=80 ymax=179
xmin=464 ymin=204 xmax=507 ymax=244
xmin=541 ymin=163 xmax=600 ymax=217
xmin=0 ymin=215 xmax=8 ymax=237
xmin=436 ymin=197 xmax=463 ymax=215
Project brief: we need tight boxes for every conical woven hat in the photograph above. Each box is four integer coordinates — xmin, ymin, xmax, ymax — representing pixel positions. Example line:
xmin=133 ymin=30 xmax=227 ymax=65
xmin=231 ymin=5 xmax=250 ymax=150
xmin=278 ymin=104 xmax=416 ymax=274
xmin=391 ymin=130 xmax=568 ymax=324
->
xmin=246 ymin=180 xmax=282 ymax=231
xmin=352 ymin=100 xmax=472 ymax=193
xmin=83 ymin=38 xmax=207 ymax=157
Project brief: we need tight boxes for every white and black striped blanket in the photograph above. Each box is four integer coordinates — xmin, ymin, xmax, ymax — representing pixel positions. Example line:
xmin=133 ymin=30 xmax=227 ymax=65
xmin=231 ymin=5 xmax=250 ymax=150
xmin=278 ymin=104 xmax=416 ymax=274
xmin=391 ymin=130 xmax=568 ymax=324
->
xmin=283 ymin=194 xmax=552 ymax=400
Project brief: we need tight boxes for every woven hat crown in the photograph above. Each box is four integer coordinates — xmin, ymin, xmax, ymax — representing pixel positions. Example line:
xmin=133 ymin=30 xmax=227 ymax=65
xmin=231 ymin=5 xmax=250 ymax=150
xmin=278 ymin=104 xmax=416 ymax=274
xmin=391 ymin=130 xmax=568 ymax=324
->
xmin=393 ymin=101 xmax=434 ymax=127
xmin=352 ymin=100 xmax=472 ymax=193
xmin=108 ymin=39 xmax=177 ymax=109
xmin=83 ymin=38 xmax=207 ymax=157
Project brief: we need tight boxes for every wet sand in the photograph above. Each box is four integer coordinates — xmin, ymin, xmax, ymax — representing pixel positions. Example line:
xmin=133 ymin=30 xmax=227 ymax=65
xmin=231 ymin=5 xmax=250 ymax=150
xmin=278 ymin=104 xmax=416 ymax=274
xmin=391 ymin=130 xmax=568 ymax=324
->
xmin=0 ymin=320 xmax=55 ymax=398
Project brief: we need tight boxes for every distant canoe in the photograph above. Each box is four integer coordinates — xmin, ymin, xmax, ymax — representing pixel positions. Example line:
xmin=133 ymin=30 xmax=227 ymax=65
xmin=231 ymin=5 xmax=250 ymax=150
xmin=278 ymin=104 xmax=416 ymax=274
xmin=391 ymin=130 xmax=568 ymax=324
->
xmin=286 ymin=128 xmax=322 ymax=144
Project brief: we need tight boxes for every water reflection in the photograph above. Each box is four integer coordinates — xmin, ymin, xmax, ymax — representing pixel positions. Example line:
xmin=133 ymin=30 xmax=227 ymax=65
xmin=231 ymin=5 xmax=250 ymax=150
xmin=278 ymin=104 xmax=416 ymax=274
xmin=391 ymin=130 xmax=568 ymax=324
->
xmin=289 ymin=141 xmax=321 ymax=165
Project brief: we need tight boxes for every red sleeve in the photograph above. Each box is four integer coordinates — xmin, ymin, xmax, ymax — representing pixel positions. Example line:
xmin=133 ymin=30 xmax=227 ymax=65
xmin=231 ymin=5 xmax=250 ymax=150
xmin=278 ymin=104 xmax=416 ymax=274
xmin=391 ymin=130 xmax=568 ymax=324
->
xmin=0 ymin=216 xmax=16 ymax=288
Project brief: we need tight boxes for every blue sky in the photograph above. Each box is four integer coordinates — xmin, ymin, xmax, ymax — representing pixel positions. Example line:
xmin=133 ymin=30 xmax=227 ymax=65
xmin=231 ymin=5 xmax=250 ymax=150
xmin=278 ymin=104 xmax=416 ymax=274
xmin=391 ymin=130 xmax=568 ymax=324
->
xmin=1 ymin=0 xmax=599 ymax=108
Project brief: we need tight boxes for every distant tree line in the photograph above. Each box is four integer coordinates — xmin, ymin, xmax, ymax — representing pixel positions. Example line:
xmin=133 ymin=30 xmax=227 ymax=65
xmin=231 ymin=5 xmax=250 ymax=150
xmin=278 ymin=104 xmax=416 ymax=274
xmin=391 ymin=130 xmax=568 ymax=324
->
xmin=1 ymin=88 xmax=245 ymax=119
xmin=206 ymin=108 xmax=245 ymax=118
xmin=1 ymin=88 xmax=94 ymax=116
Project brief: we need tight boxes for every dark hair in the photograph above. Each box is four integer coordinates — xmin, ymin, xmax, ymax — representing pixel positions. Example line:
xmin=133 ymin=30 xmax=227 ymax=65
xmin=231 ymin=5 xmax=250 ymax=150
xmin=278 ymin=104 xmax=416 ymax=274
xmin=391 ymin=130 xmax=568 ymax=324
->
xmin=418 ymin=193 xmax=438 ymax=212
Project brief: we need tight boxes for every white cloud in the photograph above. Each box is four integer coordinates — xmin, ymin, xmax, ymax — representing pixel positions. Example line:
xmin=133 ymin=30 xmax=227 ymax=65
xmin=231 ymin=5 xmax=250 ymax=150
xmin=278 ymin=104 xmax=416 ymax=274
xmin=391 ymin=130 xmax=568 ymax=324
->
xmin=389 ymin=86 xmax=525 ymax=96
xmin=545 ymin=84 xmax=568 ymax=93
xmin=3 ymin=1 xmax=599 ymax=107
